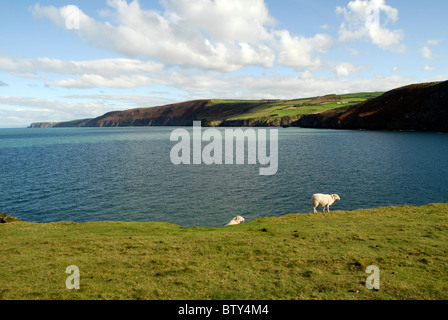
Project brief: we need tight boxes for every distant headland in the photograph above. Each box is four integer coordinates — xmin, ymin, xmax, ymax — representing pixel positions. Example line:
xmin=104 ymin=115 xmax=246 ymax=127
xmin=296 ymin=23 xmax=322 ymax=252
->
xmin=29 ymin=80 xmax=448 ymax=133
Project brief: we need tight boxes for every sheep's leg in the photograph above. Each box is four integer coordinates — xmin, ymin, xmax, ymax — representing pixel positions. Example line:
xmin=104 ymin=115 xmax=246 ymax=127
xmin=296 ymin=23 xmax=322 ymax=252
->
xmin=313 ymin=207 xmax=317 ymax=213
xmin=327 ymin=205 xmax=330 ymax=212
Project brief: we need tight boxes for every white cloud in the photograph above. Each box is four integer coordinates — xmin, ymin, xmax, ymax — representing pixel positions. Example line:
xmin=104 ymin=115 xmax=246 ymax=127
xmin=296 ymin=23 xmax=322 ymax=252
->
xmin=423 ymin=64 xmax=435 ymax=72
xmin=275 ymin=31 xmax=333 ymax=69
xmin=162 ymin=0 xmax=276 ymax=42
xmin=31 ymin=0 xmax=333 ymax=72
xmin=47 ymin=74 xmax=153 ymax=89
xmin=0 ymin=53 xmax=413 ymax=103
xmin=0 ymin=96 xmax=108 ymax=115
xmin=63 ymin=94 xmax=176 ymax=108
xmin=392 ymin=66 xmax=400 ymax=73
xmin=334 ymin=62 xmax=362 ymax=78
xmin=348 ymin=48 xmax=360 ymax=56
xmin=0 ymin=93 xmax=185 ymax=127
xmin=0 ymin=55 xmax=233 ymax=91
xmin=0 ymin=56 xmax=163 ymax=89
xmin=0 ymin=56 xmax=162 ymax=77
xmin=0 ymin=80 xmax=8 ymax=86
xmin=190 ymin=73 xmax=415 ymax=100
xmin=31 ymin=1 xmax=277 ymax=71
xmin=420 ymin=39 xmax=441 ymax=60
xmin=336 ymin=0 xmax=406 ymax=53
xmin=425 ymin=39 xmax=441 ymax=46
xmin=421 ymin=46 xmax=433 ymax=60
xmin=0 ymin=96 xmax=114 ymax=127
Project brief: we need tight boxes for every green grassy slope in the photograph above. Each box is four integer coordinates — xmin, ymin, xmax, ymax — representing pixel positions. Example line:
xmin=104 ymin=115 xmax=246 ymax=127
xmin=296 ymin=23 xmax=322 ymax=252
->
xmin=222 ymin=92 xmax=384 ymax=121
xmin=1 ymin=203 xmax=447 ymax=300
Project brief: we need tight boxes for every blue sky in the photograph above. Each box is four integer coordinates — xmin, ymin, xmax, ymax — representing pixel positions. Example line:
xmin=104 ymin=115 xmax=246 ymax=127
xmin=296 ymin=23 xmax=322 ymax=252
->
xmin=0 ymin=0 xmax=446 ymax=127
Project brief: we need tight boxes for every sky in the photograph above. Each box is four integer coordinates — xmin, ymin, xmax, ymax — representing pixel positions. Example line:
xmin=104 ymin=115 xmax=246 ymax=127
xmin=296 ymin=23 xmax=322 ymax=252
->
xmin=0 ymin=0 xmax=447 ymax=128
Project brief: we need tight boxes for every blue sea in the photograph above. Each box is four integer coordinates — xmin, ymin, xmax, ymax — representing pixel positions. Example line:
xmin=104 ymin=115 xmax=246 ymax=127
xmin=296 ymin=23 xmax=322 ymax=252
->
xmin=0 ymin=127 xmax=447 ymax=227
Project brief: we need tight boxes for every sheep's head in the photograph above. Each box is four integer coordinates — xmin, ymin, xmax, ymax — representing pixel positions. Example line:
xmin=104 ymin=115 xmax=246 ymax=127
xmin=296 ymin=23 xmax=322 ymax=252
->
xmin=332 ymin=194 xmax=341 ymax=201
xmin=236 ymin=216 xmax=245 ymax=223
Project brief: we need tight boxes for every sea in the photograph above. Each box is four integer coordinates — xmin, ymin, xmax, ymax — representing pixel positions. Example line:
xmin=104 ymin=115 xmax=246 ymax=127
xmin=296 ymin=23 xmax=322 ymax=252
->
xmin=0 ymin=127 xmax=447 ymax=227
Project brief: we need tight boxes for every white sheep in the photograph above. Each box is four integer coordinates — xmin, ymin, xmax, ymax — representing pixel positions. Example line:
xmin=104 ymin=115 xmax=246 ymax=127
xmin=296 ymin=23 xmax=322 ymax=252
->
xmin=226 ymin=216 xmax=245 ymax=226
xmin=311 ymin=194 xmax=341 ymax=213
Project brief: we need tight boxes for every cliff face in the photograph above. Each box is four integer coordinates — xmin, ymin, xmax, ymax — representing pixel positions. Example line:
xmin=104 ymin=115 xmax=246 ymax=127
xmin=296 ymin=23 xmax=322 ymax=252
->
xmin=28 ymin=122 xmax=59 ymax=128
xmin=49 ymin=100 xmax=271 ymax=128
xmin=28 ymin=81 xmax=448 ymax=132
xmin=297 ymin=81 xmax=448 ymax=132
xmin=220 ymin=116 xmax=298 ymax=127
xmin=78 ymin=100 xmax=211 ymax=127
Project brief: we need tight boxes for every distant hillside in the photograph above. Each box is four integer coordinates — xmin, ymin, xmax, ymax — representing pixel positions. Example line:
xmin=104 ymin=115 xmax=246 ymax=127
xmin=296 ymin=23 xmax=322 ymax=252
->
xmin=297 ymin=81 xmax=448 ymax=133
xmin=29 ymin=92 xmax=381 ymax=129
xmin=29 ymin=122 xmax=60 ymax=128
xmin=29 ymin=81 xmax=448 ymax=132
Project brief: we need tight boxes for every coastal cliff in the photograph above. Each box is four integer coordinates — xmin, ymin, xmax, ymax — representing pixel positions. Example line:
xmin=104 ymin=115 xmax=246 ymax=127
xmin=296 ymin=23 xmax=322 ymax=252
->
xmin=296 ymin=81 xmax=448 ymax=132
xmin=29 ymin=81 xmax=448 ymax=132
xmin=29 ymin=122 xmax=60 ymax=128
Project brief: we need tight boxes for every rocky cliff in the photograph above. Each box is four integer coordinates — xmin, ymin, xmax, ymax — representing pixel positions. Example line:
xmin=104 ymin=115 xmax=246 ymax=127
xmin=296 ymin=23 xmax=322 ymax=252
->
xmin=29 ymin=81 xmax=448 ymax=132
xmin=28 ymin=122 xmax=60 ymax=128
xmin=297 ymin=81 xmax=448 ymax=132
xmin=47 ymin=100 xmax=273 ymax=128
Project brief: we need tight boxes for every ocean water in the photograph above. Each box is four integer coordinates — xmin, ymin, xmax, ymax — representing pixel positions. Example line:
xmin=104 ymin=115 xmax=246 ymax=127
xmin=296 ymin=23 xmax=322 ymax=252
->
xmin=0 ymin=127 xmax=447 ymax=227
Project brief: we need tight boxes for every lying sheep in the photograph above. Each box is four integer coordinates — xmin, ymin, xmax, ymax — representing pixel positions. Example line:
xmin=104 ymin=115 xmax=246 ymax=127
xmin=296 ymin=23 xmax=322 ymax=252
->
xmin=226 ymin=216 xmax=245 ymax=226
xmin=311 ymin=194 xmax=341 ymax=213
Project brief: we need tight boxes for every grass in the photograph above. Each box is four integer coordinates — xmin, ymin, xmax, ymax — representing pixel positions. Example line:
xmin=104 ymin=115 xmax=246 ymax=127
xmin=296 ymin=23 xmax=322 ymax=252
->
xmin=1 ymin=203 xmax=448 ymax=300
xmin=222 ymin=92 xmax=384 ymax=121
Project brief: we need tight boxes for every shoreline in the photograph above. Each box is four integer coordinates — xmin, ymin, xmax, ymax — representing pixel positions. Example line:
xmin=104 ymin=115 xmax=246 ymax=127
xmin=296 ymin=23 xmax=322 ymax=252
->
xmin=2 ymin=202 xmax=446 ymax=226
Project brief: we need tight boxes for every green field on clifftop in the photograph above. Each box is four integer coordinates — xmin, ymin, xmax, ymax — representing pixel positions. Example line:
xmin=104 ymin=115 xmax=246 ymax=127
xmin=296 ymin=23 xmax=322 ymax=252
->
xmin=1 ymin=203 xmax=447 ymax=300
xmin=221 ymin=92 xmax=384 ymax=121
xmin=29 ymin=91 xmax=385 ymax=128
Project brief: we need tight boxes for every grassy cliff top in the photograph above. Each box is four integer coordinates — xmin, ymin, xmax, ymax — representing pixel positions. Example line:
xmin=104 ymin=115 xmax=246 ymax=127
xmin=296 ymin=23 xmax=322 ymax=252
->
xmin=1 ymin=203 xmax=447 ymax=300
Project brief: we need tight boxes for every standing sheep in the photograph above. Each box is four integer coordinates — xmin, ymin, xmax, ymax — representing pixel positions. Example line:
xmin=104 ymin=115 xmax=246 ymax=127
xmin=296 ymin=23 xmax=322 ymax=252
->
xmin=311 ymin=194 xmax=341 ymax=213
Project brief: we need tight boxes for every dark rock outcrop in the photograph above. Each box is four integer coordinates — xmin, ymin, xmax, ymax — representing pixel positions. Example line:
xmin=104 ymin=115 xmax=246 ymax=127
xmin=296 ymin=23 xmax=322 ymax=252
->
xmin=297 ymin=81 xmax=448 ymax=132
